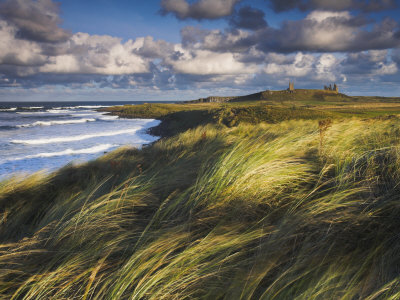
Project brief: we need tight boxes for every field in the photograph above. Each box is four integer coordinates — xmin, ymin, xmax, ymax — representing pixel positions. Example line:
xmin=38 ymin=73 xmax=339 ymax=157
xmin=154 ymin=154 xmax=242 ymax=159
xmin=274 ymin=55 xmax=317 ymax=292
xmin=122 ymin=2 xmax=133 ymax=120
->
xmin=2 ymin=92 xmax=400 ymax=298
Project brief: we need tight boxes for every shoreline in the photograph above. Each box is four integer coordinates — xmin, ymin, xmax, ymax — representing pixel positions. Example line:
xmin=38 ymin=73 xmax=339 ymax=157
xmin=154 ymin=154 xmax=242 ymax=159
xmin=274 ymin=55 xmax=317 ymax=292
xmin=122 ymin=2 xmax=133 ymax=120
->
xmin=3 ymin=98 xmax=400 ymax=297
xmin=100 ymin=110 xmax=167 ymax=138
xmin=0 ymin=112 xmax=160 ymax=179
xmin=2 ymin=115 xmax=400 ymax=298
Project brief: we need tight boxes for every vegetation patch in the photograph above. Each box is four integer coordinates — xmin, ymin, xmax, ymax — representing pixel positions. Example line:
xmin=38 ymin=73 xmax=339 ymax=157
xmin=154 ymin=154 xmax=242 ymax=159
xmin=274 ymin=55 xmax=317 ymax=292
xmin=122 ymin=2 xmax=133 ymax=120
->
xmin=2 ymin=116 xmax=400 ymax=298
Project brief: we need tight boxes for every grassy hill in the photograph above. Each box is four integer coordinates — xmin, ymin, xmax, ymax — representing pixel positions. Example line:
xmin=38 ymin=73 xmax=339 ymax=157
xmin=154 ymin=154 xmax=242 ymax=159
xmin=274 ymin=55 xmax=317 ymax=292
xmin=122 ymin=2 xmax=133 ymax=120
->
xmin=230 ymin=88 xmax=351 ymax=103
xmin=102 ymin=90 xmax=400 ymax=137
xmin=2 ymin=95 xmax=400 ymax=298
xmin=188 ymin=88 xmax=400 ymax=105
xmin=103 ymin=102 xmax=335 ymax=137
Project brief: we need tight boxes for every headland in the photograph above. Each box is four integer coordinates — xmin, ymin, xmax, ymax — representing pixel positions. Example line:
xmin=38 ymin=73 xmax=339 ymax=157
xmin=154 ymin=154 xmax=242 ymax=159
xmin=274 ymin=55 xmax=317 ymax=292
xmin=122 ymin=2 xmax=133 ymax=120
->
xmin=2 ymin=87 xmax=400 ymax=298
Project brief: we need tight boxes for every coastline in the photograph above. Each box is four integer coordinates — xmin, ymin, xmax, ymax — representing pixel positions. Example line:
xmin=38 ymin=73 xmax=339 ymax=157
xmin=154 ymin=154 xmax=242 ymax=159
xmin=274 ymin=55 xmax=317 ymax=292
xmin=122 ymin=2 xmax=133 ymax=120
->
xmin=3 ymin=98 xmax=400 ymax=298
xmin=0 ymin=104 xmax=160 ymax=179
xmin=99 ymin=101 xmax=336 ymax=138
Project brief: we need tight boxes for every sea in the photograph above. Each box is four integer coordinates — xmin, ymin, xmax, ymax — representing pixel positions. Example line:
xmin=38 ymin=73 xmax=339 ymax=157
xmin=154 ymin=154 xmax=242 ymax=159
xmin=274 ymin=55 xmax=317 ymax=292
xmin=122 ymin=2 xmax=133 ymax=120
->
xmin=0 ymin=101 xmax=163 ymax=179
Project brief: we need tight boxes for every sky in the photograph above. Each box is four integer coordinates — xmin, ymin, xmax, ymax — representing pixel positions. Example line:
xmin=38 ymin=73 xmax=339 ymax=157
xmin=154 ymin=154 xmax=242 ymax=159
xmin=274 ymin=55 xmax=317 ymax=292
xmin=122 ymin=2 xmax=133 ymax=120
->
xmin=0 ymin=0 xmax=400 ymax=101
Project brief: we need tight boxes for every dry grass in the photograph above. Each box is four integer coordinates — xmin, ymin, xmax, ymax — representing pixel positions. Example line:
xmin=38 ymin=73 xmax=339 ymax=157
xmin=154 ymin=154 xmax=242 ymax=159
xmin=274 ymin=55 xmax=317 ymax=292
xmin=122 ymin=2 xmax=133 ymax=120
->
xmin=1 ymin=118 xmax=400 ymax=299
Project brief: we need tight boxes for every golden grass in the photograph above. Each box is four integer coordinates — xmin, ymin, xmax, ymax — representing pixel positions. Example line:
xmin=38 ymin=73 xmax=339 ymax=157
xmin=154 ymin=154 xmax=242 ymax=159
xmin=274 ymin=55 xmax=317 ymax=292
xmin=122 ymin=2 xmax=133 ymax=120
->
xmin=1 ymin=118 xmax=400 ymax=298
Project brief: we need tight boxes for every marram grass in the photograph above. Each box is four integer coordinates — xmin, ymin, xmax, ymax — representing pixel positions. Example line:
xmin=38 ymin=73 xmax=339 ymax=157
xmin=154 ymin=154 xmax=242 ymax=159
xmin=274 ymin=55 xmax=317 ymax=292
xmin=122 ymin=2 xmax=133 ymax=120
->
xmin=1 ymin=119 xmax=400 ymax=299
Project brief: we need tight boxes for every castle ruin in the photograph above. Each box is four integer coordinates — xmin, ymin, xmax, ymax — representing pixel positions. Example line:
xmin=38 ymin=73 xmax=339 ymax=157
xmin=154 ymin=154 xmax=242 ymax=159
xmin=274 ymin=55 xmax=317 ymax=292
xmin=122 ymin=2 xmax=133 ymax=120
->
xmin=324 ymin=83 xmax=339 ymax=93
xmin=288 ymin=81 xmax=295 ymax=93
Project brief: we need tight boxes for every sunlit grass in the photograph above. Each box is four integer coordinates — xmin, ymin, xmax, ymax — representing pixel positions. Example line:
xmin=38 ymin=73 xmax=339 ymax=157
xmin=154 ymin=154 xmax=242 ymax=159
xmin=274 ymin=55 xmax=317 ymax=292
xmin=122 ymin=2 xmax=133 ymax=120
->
xmin=2 ymin=117 xmax=400 ymax=298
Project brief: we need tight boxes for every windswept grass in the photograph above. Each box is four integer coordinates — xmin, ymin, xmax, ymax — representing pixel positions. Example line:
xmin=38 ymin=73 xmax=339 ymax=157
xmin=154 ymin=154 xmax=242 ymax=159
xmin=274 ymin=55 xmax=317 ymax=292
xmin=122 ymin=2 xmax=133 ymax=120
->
xmin=103 ymin=94 xmax=400 ymax=138
xmin=2 ymin=117 xmax=400 ymax=298
xmin=104 ymin=103 xmax=335 ymax=137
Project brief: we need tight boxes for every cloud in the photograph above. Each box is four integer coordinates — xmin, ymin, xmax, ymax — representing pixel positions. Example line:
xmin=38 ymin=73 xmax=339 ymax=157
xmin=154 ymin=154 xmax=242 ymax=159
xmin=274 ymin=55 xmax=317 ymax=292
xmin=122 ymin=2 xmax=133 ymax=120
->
xmin=0 ymin=0 xmax=71 ymax=43
xmin=164 ymin=45 xmax=259 ymax=75
xmin=0 ymin=0 xmax=399 ymax=97
xmin=0 ymin=16 xmax=151 ymax=77
xmin=180 ymin=26 xmax=254 ymax=52
xmin=229 ymin=6 xmax=268 ymax=30
xmin=160 ymin=0 xmax=241 ymax=20
xmin=259 ymin=11 xmax=400 ymax=53
xmin=2 ymin=49 xmax=399 ymax=97
xmin=259 ymin=11 xmax=389 ymax=53
xmin=185 ymin=11 xmax=400 ymax=54
xmin=342 ymin=50 xmax=398 ymax=77
xmin=261 ymin=11 xmax=361 ymax=52
xmin=39 ymin=33 xmax=150 ymax=75
xmin=264 ymin=52 xmax=316 ymax=77
xmin=0 ymin=20 xmax=46 ymax=67
xmin=267 ymin=0 xmax=397 ymax=12
xmin=132 ymin=36 xmax=175 ymax=59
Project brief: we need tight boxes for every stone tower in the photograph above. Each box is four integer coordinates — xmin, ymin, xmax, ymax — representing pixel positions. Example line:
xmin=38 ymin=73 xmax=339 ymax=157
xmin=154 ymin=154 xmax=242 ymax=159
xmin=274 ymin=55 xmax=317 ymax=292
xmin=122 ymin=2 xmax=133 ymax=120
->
xmin=288 ymin=81 xmax=294 ymax=93
xmin=334 ymin=83 xmax=339 ymax=93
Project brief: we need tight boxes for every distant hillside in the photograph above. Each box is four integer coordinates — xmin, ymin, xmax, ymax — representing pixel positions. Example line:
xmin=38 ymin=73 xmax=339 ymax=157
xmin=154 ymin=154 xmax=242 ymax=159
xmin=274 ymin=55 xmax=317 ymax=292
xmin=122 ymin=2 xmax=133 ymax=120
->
xmin=187 ymin=89 xmax=352 ymax=103
xmin=231 ymin=89 xmax=350 ymax=102
xmin=184 ymin=96 xmax=237 ymax=103
xmin=185 ymin=89 xmax=353 ymax=103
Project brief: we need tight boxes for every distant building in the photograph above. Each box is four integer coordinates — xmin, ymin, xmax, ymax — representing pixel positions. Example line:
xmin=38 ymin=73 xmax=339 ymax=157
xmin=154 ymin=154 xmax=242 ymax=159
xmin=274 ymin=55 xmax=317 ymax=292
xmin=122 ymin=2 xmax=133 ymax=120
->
xmin=288 ymin=81 xmax=295 ymax=93
xmin=334 ymin=83 xmax=339 ymax=93
xmin=324 ymin=83 xmax=339 ymax=93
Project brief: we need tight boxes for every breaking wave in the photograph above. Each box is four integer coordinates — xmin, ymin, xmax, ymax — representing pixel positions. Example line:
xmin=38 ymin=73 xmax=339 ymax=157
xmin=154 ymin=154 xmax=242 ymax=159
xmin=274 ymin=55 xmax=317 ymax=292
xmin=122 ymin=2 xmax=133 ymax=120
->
xmin=11 ymin=144 xmax=116 ymax=160
xmin=17 ymin=118 xmax=96 ymax=128
xmin=46 ymin=109 xmax=74 ymax=114
xmin=12 ymin=127 xmax=143 ymax=145
xmin=75 ymin=105 xmax=110 ymax=109
xmin=21 ymin=106 xmax=44 ymax=110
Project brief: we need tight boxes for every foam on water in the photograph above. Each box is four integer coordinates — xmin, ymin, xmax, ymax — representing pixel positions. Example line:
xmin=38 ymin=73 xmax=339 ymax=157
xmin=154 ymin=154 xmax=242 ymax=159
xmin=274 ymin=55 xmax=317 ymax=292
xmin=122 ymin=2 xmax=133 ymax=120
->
xmin=46 ymin=109 xmax=74 ymax=114
xmin=17 ymin=118 xmax=96 ymax=128
xmin=0 ymin=101 xmax=161 ymax=178
xmin=12 ymin=127 xmax=148 ymax=145
xmin=98 ymin=115 xmax=119 ymax=121
xmin=11 ymin=144 xmax=116 ymax=160
xmin=21 ymin=106 xmax=44 ymax=110
xmin=75 ymin=105 xmax=110 ymax=109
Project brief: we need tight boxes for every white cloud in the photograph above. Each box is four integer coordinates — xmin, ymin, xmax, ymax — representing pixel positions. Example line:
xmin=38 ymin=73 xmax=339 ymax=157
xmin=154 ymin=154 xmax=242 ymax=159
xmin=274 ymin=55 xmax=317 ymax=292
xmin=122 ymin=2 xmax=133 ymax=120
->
xmin=296 ymin=11 xmax=357 ymax=52
xmin=264 ymin=53 xmax=315 ymax=77
xmin=374 ymin=62 xmax=398 ymax=75
xmin=306 ymin=10 xmax=351 ymax=22
xmin=0 ymin=20 xmax=46 ymax=67
xmin=315 ymin=54 xmax=340 ymax=80
xmin=32 ymin=32 xmax=150 ymax=75
xmin=166 ymin=46 xmax=258 ymax=75
xmin=0 ymin=0 xmax=71 ymax=43
xmin=161 ymin=0 xmax=241 ymax=20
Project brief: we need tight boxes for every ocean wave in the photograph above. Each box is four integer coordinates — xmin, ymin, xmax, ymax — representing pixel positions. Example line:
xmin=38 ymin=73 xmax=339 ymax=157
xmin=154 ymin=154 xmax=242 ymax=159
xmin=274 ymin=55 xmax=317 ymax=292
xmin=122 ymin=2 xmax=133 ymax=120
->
xmin=70 ymin=113 xmax=98 ymax=117
xmin=21 ymin=106 xmax=44 ymax=110
xmin=17 ymin=118 xmax=96 ymax=128
xmin=12 ymin=127 xmax=144 ymax=145
xmin=0 ymin=107 xmax=17 ymax=112
xmin=46 ymin=109 xmax=74 ymax=114
xmin=10 ymin=144 xmax=116 ymax=160
xmin=75 ymin=105 xmax=110 ymax=109
xmin=50 ymin=105 xmax=109 ymax=110
xmin=51 ymin=106 xmax=85 ymax=110
xmin=98 ymin=115 xmax=119 ymax=121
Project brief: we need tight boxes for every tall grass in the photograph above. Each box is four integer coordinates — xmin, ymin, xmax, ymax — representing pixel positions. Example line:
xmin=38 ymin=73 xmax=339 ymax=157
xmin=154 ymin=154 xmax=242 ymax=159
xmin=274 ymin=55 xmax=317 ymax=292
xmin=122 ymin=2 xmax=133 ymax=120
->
xmin=1 ymin=118 xmax=400 ymax=299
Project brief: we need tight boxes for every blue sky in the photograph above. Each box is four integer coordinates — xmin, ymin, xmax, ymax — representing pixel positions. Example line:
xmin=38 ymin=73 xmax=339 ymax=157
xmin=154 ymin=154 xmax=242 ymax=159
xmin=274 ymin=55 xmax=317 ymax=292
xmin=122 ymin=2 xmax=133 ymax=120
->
xmin=57 ymin=0 xmax=302 ymax=41
xmin=1 ymin=0 xmax=400 ymax=101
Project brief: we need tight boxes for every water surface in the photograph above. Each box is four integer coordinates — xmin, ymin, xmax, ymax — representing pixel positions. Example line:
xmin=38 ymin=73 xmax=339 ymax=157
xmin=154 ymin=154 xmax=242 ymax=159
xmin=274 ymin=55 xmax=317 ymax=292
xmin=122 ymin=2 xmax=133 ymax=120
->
xmin=0 ymin=101 xmax=161 ymax=178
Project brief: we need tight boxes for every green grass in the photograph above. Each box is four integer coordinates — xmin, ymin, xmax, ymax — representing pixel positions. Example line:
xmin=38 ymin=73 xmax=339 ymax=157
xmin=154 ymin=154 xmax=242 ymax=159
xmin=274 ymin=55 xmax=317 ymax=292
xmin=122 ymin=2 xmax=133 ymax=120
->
xmin=2 ymin=115 xmax=400 ymax=298
xmin=103 ymin=103 xmax=336 ymax=137
xmin=102 ymin=91 xmax=400 ymax=138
